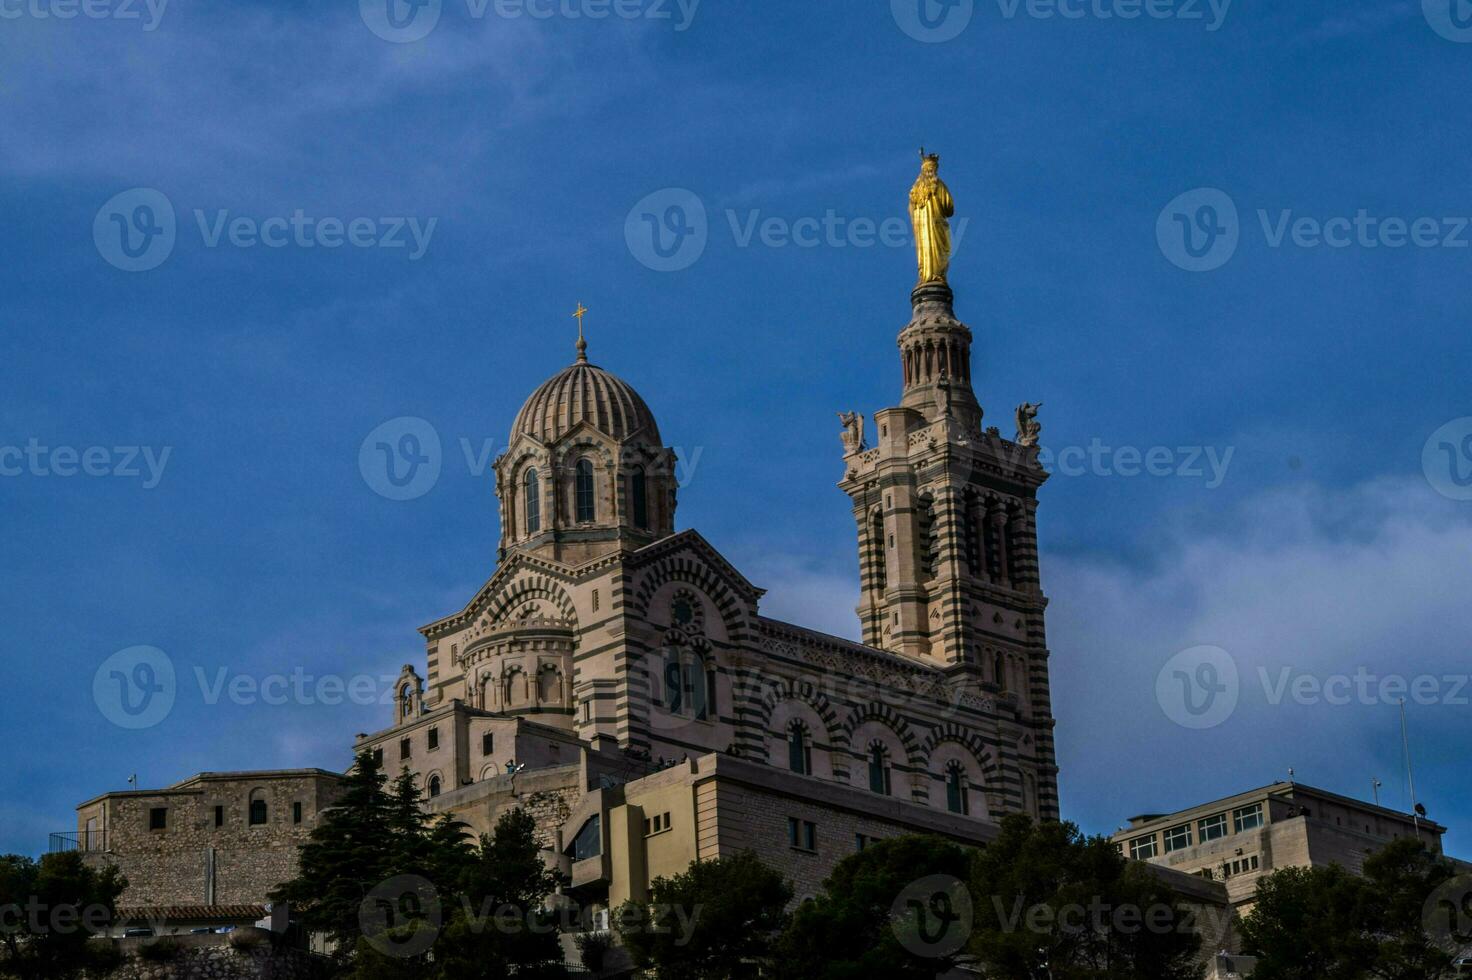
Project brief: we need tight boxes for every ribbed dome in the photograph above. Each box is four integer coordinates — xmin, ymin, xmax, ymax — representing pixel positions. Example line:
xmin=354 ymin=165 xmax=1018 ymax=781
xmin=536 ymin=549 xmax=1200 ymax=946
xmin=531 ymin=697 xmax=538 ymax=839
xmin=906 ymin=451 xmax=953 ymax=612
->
xmin=511 ymin=348 xmax=661 ymax=445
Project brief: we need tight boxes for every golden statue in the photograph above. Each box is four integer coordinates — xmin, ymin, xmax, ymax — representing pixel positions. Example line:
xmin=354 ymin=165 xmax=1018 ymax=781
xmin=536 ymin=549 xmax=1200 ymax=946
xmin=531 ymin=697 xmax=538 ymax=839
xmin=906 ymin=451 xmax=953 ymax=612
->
xmin=909 ymin=149 xmax=955 ymax=284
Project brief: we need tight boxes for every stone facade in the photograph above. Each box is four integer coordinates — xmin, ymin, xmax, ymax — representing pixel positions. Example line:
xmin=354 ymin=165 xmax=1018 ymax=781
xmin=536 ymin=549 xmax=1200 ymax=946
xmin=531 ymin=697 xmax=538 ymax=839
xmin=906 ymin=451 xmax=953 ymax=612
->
xmin=100 ymin=932 xmax=327 ymax=980
xmin=67 ymin=250 xmax=1090 ymax=954
xmin=74 ymin=770 xmax=342 ymax=908
xmin=363 ymin=277 xmax=1056 ymax=837
xmin=328 ymin=272 xmax=1073 ymax=936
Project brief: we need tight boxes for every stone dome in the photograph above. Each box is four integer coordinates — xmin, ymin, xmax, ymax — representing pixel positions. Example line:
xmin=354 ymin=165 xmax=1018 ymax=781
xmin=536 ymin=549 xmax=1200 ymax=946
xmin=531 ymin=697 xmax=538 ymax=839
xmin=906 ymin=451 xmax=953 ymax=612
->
xmin=510 ymin=341 xmax=661 ymax=445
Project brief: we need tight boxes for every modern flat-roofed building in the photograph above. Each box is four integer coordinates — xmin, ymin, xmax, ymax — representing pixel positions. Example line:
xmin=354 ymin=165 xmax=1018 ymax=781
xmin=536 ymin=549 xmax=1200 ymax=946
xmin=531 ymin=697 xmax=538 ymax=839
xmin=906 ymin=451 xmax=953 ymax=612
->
xmin=1112 ymin=781 xmax=1447 ymax=911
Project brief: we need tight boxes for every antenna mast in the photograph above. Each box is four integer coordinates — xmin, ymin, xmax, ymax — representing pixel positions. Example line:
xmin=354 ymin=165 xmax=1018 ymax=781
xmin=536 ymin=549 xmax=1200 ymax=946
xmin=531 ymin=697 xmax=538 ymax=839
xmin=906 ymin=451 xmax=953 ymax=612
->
xmin=1400 ymin=698 xmax=1421 ymax=834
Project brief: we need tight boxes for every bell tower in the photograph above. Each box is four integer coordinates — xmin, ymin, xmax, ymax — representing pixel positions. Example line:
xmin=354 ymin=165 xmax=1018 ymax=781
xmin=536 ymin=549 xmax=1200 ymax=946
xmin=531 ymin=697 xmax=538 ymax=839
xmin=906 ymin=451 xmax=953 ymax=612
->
xmin=837 ymin=156 xmax=1060 ymax=817
xmin=839 ymin=280 xmax=1049 ymax=666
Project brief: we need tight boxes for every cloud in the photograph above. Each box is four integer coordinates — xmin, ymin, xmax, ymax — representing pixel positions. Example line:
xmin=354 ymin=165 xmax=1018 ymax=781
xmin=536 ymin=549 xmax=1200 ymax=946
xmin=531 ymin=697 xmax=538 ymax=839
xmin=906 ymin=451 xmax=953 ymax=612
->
xmin=1289 ymin=1 xmax=1416 ymax=42
xmin=0 ymin=7 xmax=650 ymax=208
xmin=736 ymin=475 xmax=1472 ymax=852
xmin=1051 ymin=477 xmax=1472 ymax=845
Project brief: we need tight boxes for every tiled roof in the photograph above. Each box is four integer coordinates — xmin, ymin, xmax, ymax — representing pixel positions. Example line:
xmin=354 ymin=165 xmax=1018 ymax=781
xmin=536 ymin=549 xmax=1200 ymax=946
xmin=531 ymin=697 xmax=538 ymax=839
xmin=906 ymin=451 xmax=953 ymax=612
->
xmin=116 ymin=905 xmax=266 ymax=922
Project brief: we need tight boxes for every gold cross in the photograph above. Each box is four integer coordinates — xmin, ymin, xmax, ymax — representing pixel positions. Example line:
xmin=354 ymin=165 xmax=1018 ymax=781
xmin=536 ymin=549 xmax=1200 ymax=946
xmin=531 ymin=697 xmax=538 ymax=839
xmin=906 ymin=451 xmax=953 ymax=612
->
xmin=572 ymin=303 xmax=590 ymax=362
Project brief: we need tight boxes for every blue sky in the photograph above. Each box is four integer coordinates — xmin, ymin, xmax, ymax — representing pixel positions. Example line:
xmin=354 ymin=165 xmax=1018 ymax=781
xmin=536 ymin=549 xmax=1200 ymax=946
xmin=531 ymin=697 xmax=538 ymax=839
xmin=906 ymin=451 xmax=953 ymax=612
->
xmin=3 ymin=0 xmax=1472 ymax=858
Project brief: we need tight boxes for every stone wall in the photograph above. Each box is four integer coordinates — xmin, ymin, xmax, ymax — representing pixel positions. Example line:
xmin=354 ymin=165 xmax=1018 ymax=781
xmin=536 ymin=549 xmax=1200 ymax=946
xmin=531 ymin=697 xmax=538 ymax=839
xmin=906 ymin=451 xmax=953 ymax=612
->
xmin=78 ymin=771 xmax=341 ymax=908
xmin=100 ymin=933 xmax=328 ymax=980
xmin=423 ymin=761 xmax=582 ymax=848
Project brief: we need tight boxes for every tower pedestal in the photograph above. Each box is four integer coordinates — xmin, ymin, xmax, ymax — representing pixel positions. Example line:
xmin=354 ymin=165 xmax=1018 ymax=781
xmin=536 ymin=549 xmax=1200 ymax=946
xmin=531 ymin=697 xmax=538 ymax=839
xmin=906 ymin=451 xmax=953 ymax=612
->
xmin=898 ymin=281 xmax=982 ymax=430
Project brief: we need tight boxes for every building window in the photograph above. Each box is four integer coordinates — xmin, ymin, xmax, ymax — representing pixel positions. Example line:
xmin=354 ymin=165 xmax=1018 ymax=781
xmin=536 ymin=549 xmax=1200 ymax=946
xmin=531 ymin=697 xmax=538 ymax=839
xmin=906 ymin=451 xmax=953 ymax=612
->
xmin=787 ymin=817 xmax=817 ymax=852
xmin=644 ymin=812 xmax=671 ymax=836
xmin=400 ymin=738 xmax=411 ymax=760
xmin=149 ymin=807 xmax=167 ymax=831
xmin=570 ymin=816 xmax=601 ymax=862
xmin=631 ymin=467 xmax=648 ymax=529
xmin=963 ymin=494 xmax=983 ymax=573
xmin=482 ymin=732 xmax=494 ymax=756
xmin=292 ymin=802 xmax=303 ymax=824
xmin=428 ymin=775 xmax=441 ymax=798
xmin=428 ymin=727 xmax=439 ymax=750
xmin=249 ymin=791 xmax=268 ymax=826
xmin=662 ymin=649 xmax=711 ymax=721
xmin=214 ymin=805 xmax=224 ymax=828
xmin=917 ymin=496 xmax=938 ymax=578
xmin=945 ymin=761 xmax=969 ymax=815
xmin=1233 ymin=804 xmax=1264 ymax=834
xmin=524 ymin=469 xmax=541 ymax=534
xmin=855 ymin=833 xmax=881 ymax=851
xmin=373 ymin=747 xmax=384 ymax=768
xmin=994 ymin=652 xmax=1007 ymax=690
xmin=538 ymin=668 xmax=558 ymax=703
xmin=575 ymin=458 xmax=596 ymax=522
xmin=1129 ymin=835 xmax=1158 ymax=860
xmin=582 ymin=700 xmax=592 ymax=723
xmin=867 ymin=745 xmax=891 ymax=796
xmin=1198 ymin=813 xmax=1228 ymax=843
xmin=787 ymin=722 xmax=812 ymax=775
xmin=1164 ymin=824 xmax=1192 ymax=853
xmin=870 ymin=510 xmax=887 ymax=590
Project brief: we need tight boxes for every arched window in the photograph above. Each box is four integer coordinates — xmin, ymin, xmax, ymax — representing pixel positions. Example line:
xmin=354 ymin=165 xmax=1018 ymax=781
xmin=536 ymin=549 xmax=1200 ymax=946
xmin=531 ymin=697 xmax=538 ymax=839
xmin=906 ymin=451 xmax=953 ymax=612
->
xmin=870 ymin=510 xmax=887 ymax=590
xmin=524 ymin=469 xmax=541 ymax=534
xmin=505 ymin=669 xmax=528 ymax=706
xmin=660 ymin=648 xmax=710 ymax=721
xmin=575 ymin=458 xmax=596 ymax=522
xmin=963 ymin=493 xmax=983 ymax=574
xmin=248 ymin=789 xmax=268 ymax=826
xmin=868 ymin=744 xmax=891 ymax=796
xmin=428 ymin=775 xmax=441 ymax=798
xmin=685 ymin=654 xmax=710 ymax=721
xmin=537 ymin=668 xmax=558 ymax=704
xmin=787 ymin=722 xmax=812 ymax=775
xmin=662 ymin=649 xmax=683 ymax=715
xmin=918 ymin=495 xmax=938 ymax=579
xmin=994 ymin=652 xmax=1007 ymax=691
xmin=945 ymin=761 xmax=969 ymax=815
xmin=630 ymin=467 xmax=648 ymax=529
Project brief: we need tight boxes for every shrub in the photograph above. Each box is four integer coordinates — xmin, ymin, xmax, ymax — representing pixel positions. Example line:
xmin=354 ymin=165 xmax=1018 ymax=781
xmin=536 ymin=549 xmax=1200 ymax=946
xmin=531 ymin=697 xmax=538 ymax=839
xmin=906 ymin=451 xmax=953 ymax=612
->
xmin=136 ymin=937 xmax=181 ymax=962
xmin=575 ymin=930 xmax=612 ymax=973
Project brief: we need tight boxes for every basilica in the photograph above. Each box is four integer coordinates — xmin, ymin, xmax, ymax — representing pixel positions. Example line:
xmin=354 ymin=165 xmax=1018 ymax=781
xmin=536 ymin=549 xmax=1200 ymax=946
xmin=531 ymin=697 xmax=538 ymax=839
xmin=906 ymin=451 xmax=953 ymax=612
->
xmin=74 ymin=159 xmax=1064 ymax=925
xmin=381 ymin=271 xmax=1061 ymax=826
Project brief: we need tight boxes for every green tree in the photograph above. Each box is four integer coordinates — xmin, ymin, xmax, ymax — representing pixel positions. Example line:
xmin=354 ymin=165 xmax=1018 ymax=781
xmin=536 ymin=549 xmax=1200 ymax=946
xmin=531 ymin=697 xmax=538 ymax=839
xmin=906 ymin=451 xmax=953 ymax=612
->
xmin=382 ymin=769 xmax=474 ymax=891
xmin=969 ymin=815 xmax=1203 ymax=980
xmin=274 ymin=759 xmax=567 ymax=978
xmin=1241 ymin=836 xmax=1468 ymax=980
xmin=775 ymin=834 xmax=974 ymax=980
xmin=433 ymin=808 xmax=567 ymax=979
xmin=0 ymin=851 xmax=126 ymax=980
xmin=271 ymin=751 xmax=397 ymax=955
xmin=271 ymin=753 xmax=470 ymax=967
xmin=616 ymin=851 xmax=792 ymax=980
